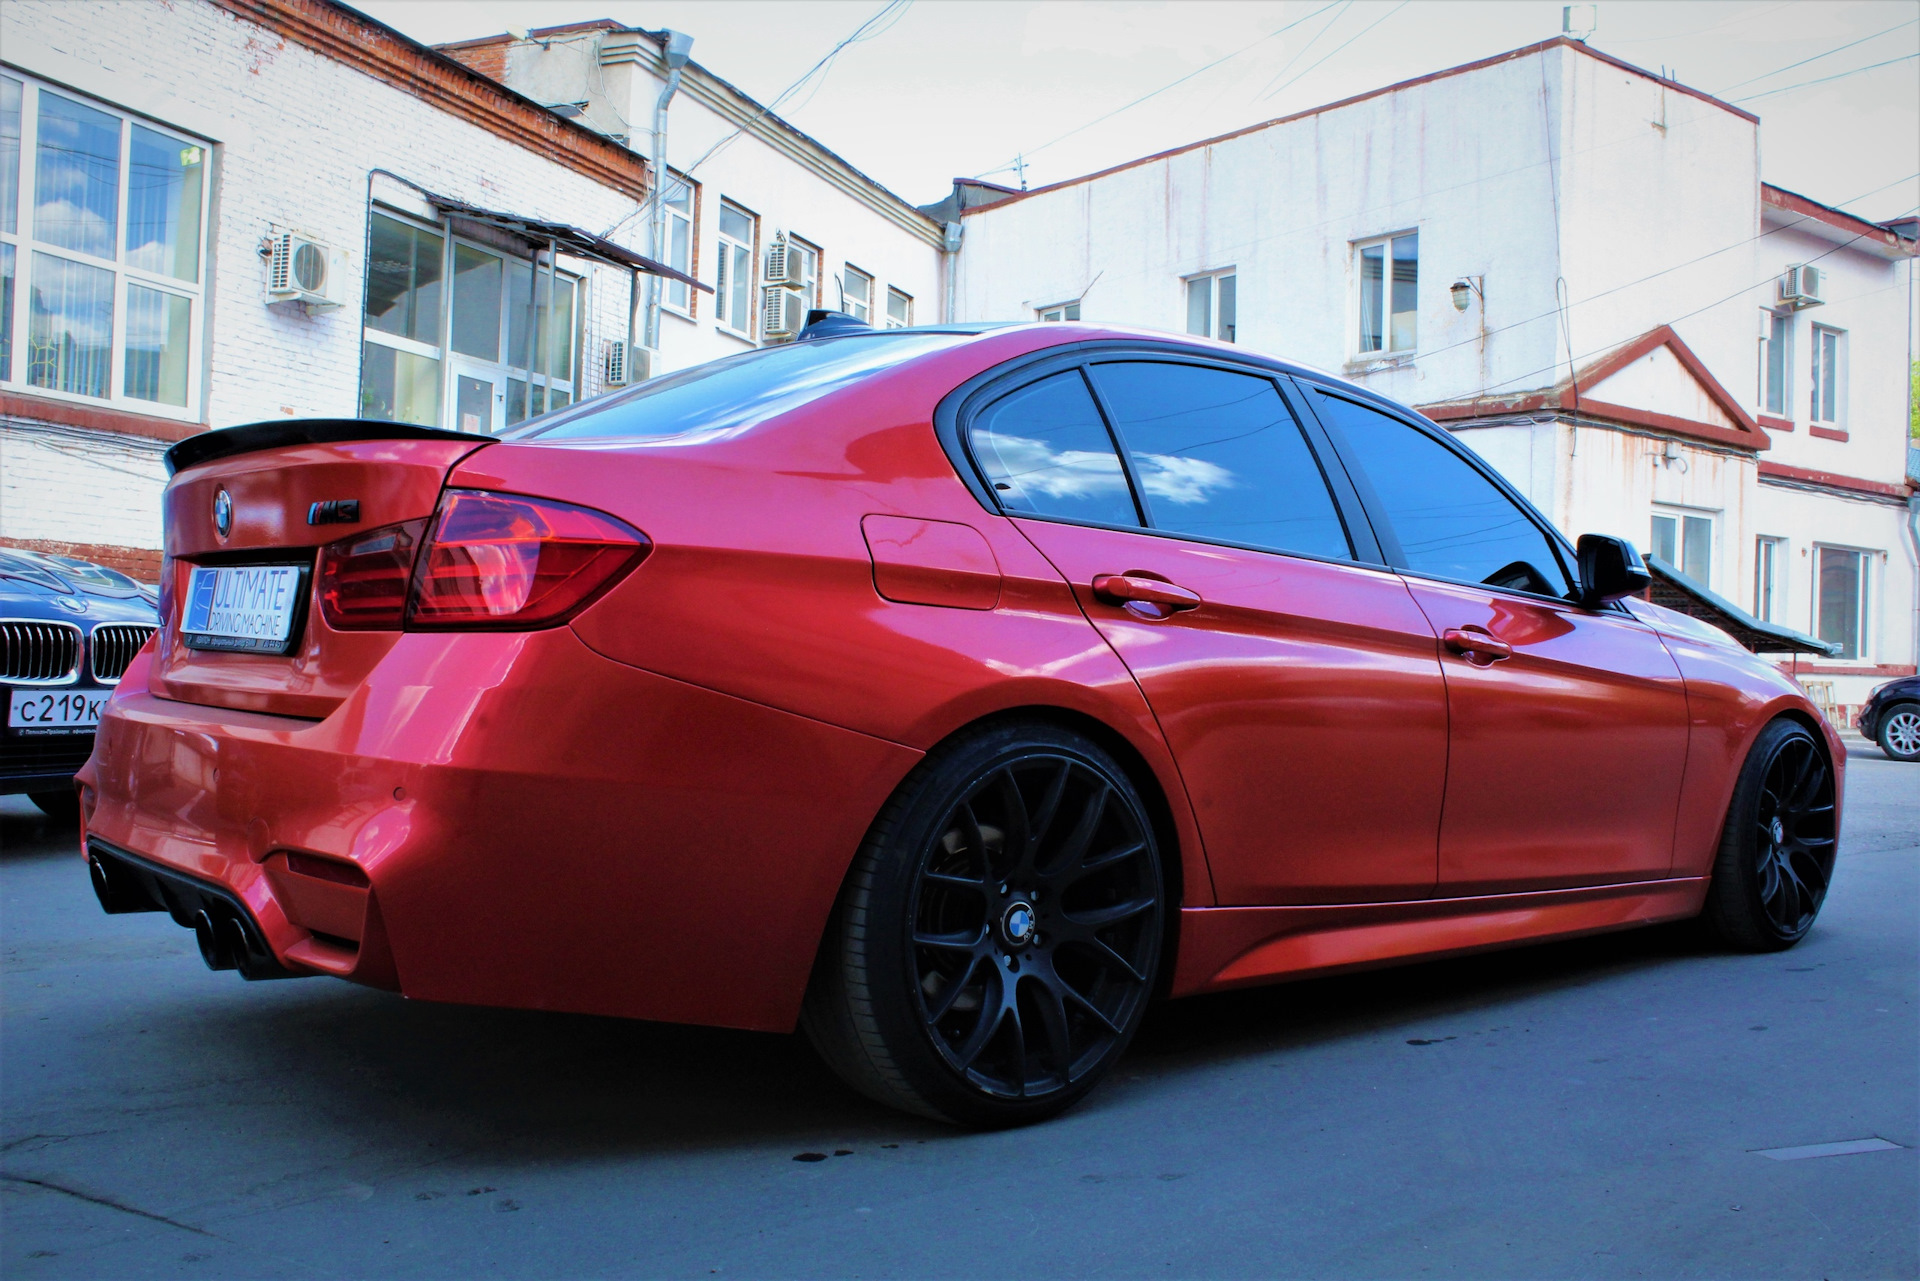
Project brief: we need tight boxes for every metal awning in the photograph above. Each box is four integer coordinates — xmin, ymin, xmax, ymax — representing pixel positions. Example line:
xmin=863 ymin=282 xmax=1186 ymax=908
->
xmin=425 ymin=192 xmax=711 ymax=293
xmin=1643 ymin=555 xmax=1836 ymax=656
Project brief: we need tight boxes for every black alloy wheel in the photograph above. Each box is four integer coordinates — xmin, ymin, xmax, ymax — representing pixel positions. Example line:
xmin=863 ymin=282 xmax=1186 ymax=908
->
xmin=804 ymin=722 xmax=1166 ymax=1127
xmin=1702 ymin=718 xmax=1838 ymax=951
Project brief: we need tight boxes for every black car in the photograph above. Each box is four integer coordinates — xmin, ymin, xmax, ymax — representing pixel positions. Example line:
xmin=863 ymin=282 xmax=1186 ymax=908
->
xmin=3 ymin=550 xmax=159 ymax=819
xmin=1858 ymin=675 xmax=1920 ymax=763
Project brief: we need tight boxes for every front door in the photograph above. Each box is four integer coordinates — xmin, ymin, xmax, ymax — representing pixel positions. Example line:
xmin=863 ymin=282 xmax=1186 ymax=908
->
xmin=967 ymin=356 xmax=1450 ymax=906
xmin=1306 ymin=389 xmax=1691 ymax=895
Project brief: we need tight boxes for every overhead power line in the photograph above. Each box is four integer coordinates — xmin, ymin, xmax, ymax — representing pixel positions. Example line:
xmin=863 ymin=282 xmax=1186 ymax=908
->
xmin=972 ymin=0 xmax=1346 ymax=182
xmin=1257 ymin=0 xmax=1412 ymax=103
xmin=1733 ymin=52 xmax=1919 ymax=103
xmin=1713 ymin=15 xmax=1917 ymax=93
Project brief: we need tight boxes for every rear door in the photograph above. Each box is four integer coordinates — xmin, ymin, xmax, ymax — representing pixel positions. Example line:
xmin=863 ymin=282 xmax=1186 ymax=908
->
xmin=965 ymin=353 xmax=1449 ymax=906
xmin=1304 ymin=387 xmax=1690 ymax=895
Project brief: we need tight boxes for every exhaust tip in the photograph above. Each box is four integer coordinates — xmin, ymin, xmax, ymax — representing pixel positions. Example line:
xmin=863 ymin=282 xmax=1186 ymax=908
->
xmin=88 ymin=857 xmax=115 ymax=912
xmin=193 ymin=910 xmax=237 ymax=971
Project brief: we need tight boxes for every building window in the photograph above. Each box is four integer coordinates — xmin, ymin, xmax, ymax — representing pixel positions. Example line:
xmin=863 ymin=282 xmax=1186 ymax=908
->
xmin=1754 ymin=536 xmax=1785 ymax=622
xmin=1816 ymin=546 xmax=1871 ymax=661
xmin=1758 ymin=310 xmax=1791 ymax=417
xmin=1809 ymin=324 xmax=1845 ymax=426
xmin=787 ymin=236 xmax=820 ymax=307
xmin=1356 ymin=232 xmax=1417 ymax=355
xmin=659 ymin=176 xmax=695 ymax=315
xmin=1038 ymin=301 xmax=1080 ymax=322
xmin=885 ymin=286 xmax=912 ymax=329
xmin=714 ymin=201 xmax=756 ymax=338
xmin=0 ymin=73 xmax=208 ymax=416
xmin=1651 ymin=507 xmax=1714 ymax=587
xmin=359 ymin=211 xmax=578 ymax=433
xmin=1185 ymin=271 xmax=1236 ymax=343
xmin=842 ymin=264 xmax=872 ymax=323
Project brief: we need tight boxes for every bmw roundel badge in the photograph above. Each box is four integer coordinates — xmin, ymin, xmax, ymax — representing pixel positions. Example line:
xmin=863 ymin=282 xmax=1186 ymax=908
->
xmin=214 ymin=489 xmax=233 ymax=538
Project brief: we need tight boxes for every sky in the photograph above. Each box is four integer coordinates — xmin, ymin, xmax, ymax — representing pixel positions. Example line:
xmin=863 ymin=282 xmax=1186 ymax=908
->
xmin=354 ymin=0 xmax=1920 ymax=221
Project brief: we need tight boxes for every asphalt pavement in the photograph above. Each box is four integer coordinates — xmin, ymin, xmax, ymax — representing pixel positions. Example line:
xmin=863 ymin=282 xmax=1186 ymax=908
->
xmin=3 ymin=745 xmax=1914 ymax=1279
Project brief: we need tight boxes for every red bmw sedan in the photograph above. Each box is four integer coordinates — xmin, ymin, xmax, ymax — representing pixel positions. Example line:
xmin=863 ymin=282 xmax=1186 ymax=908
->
xmin=78 ymin=319 xmax=1842 ymax=1127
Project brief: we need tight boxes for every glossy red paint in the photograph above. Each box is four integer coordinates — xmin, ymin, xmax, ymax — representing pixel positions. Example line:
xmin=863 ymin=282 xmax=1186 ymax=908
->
xmin=79 ymin=323 xmax=1840 ymax=1036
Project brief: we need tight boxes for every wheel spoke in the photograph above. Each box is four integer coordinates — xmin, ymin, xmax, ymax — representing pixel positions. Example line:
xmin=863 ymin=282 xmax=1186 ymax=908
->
xmin=1031 ymin=762 xmax=1070 ymax=851
xmin=1076 ymin=839 xmax=1147 ymax=880
xmin=1052 ymin=784 xmax=1110 ymax=876
xmin=1032 ymin=979 xmax=1075 ymax=1073
xmin=926 ymin=954 xmax=985 ymax=1022
xmin=914 ymin=926 xmax=985 ymax=951
xmin=924 ymin=870 xmax=989 ymax=891
xmin=1062 ymin=983 xmax=1123 ymax=1036
xmin=1063 ymin=896 xmax=1156 ymax=930
xmin=957 ymin=803 xmax=988 ymax=880
xmin=953 ymin=972 xmax=1008 ymax=1069
xmin=1062 ymin=932 xmax=1148 ymax=983
xmin=1785 ymin=748 xmax=1821 ymax=808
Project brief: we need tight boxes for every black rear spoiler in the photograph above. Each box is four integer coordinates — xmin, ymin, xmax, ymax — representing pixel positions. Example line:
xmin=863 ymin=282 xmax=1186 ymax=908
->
xmin=165 ymin=420 xmax=492 ymax=477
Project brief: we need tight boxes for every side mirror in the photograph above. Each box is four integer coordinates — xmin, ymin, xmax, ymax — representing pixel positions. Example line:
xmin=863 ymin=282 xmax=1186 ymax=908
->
xmin=1577 ymin=533 xmax=1652 ymax=606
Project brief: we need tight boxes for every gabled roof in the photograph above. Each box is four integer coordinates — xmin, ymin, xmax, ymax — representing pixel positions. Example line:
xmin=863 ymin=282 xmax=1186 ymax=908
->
xmin=1422 ymin=325 xmax=1771 ymax=452
xmin=959 ymin=37 xmax=1757 ymax=216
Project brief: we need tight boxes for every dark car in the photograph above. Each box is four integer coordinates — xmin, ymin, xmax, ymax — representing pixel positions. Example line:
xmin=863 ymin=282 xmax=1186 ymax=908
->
xmin=1858 ymin=676 xmax=1920 ymax=762
xmin=3 ymin=549 xmax=159 ymax=819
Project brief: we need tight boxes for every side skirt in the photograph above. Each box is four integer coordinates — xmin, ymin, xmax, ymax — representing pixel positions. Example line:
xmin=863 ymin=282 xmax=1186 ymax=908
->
xmin=1170 ymin=877 xmax=1708 ymax=997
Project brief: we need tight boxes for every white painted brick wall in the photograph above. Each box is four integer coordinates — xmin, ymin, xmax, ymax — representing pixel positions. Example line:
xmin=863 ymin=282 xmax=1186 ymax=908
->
xmin=0 ymin=424 xmax=170 ymax=548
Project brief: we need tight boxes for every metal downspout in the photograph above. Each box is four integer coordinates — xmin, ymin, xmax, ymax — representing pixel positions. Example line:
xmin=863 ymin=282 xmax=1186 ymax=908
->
xmin=645 ymin=32 xmax=693 ymax=358
xmin=942 ymin=221 xmax=962 ymax=324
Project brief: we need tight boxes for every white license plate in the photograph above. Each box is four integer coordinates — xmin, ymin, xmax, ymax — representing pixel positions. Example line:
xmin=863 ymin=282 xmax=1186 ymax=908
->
xmin=8 ymin=687 xmax=110 ymax=735
xmin=182 ymin=565 xmax=306 ymax=653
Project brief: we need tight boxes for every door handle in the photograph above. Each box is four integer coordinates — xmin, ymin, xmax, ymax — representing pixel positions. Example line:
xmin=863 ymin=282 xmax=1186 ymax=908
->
xmin=1443 ymin=627 xmax=1513 ymax=665
xmin=1092 ymin=573 xmax=1202 ymax=612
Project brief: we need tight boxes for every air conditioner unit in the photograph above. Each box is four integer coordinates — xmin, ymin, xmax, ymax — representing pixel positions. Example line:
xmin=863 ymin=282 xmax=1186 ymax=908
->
xmin=762 ymin=286 xmax=809 ymax=340
xmin=763 ymin=239 xmax=806 ymax=288
xmin=1778 ymin=264 xmax=1824 ymax=309
xmin=264 ymin=231 xmax=344 ymax=309
xmin=605 ymin=340 xmax=653 ymax=385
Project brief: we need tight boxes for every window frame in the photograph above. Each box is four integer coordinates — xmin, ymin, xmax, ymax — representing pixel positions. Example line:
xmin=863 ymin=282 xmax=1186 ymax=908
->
xmin=1037 ymin=301 xmax=1081 ymax=323
xmin=1352 ymin=230 xmax=1419 ymax=359
xmin=1809 ymin=322 xmax=1846 ymax=428
xmin=1184 ymin=268 xmax=1237 ymax=343
xmin=787 ymin=235 xmax=822 ymax=309
xmin=358 ymin=206 xmax=582 ymax=433
xmin=1813 ymin=543 xmax=1874 ymax=662
xmin=1754 ymin=535 xmax=1786 ymax=623
xmin=1757 ymin=308 xmax=1792 ymax=418
xmin=1649 ymin=504 xmax=1717 ymax=589
xmin=885 ymin=285 xmax=912 ymax=329
xmin=713 ymin=199 xmax=758 ymax=341
xmin=657 ymin=171 xmax=699 ymax=320
xmin=841 ymin=263 xmax=873 ymax=323
xmin=0 ymin=71 xmax=212 ymax=422
xmin=932 ymin=341 xmax=1387 ymax=571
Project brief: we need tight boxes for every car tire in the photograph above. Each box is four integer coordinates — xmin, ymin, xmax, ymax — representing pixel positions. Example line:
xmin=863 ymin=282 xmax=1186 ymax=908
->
xmin=1700 ymin=719 xmax=1837 ymax=952
xmin=802 ymin=721 xmax=1167 ymax=1128
xmin=28 ymin=790 xmax=79 ymax=823
xmin=1876 ymin=702 xmax=1920 ymax=763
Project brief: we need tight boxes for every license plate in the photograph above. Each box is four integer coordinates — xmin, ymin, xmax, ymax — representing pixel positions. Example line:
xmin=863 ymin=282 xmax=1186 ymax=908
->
xmin=8 ymin=687 xmax=110 ymax=735
xmin=182 ymin=565 xmax=307 ymax=653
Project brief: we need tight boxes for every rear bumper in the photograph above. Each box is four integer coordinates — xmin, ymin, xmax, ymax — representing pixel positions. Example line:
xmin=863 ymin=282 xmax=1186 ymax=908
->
xmin=80 ymin=627 xmax=920 ymax=1032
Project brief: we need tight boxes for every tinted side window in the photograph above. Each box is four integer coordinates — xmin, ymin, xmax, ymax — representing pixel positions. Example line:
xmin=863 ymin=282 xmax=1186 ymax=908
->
xmin=1314 ymin=392 xmax=1573 ymax=597
xmin=970 ymin=371 xmax=1141 ymax=527
xmin=1090 ymin=362 xmax=1351 ymax=560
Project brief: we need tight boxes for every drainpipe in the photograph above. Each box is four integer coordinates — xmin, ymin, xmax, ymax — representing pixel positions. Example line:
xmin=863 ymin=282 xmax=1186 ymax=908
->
xmin=942 ymin=221 xmax=962 ymax=323
xmin=644 ymin=30 xmax=694 ymax=357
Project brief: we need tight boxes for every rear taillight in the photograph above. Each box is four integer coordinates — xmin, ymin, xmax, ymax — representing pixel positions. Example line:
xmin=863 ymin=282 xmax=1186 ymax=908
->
xmin=406 ymin=490 xmax=649 ymax=629
xmin=318 ymin=519 xmax=428 ymax=630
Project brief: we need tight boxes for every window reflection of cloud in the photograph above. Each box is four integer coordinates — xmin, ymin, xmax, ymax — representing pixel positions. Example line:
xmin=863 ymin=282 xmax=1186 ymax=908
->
xmin=977 ymin=431 xmax=1128 ymax=499
xmin=1134 ymin=453 xmax=1234 ymax=505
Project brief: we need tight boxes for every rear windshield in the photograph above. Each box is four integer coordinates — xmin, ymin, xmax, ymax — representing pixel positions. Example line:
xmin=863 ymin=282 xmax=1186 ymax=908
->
xmin=506 ymin=331 xmax=976 ymax=444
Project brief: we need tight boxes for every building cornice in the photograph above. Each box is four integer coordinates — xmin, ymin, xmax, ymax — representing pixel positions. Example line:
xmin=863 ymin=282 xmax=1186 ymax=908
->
xmin=1758 ymin=460 xmax=1914 ymax=504
xmin=211 ymin=0 xmax=652 ymax=200
xmin=599 ymin=32 xmax=944 ymax=249
xmin=1761 ymin=184 xmax=1918 ymax=261
xmin=1 ymin=393 xmax=204 ymax=443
